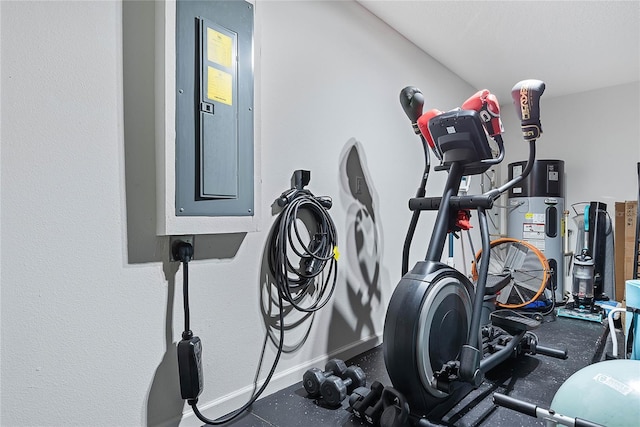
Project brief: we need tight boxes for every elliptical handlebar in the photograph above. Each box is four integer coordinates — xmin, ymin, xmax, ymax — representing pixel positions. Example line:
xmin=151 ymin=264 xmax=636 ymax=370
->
xmin=485 ymin=79 xmax=546 ymax=200
xmin=398 ymin=87 xmax=433 ymax=275
xmin=479 ymin=133 xmax=505 ymax=166
xmin=485 ymin=139 xmax=536 ymax=201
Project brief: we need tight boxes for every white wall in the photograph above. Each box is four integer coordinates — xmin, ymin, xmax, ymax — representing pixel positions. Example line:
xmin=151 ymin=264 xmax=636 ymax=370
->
xmin=1 ymin=1 xmax=475 ymax=426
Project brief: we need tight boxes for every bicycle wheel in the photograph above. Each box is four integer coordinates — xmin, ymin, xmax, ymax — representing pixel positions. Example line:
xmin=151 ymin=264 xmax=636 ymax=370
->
xmin=472 ymin=238 xmax=550 ymax=308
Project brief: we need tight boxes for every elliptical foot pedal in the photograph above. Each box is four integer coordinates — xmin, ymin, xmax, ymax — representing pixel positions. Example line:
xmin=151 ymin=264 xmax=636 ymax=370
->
xmin=490 ymin=310 xmax=541 ymax=333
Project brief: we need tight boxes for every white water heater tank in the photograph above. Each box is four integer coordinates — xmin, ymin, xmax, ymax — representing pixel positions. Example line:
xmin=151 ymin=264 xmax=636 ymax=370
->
xmin=507 ymin=160 xmax=565 ymax=302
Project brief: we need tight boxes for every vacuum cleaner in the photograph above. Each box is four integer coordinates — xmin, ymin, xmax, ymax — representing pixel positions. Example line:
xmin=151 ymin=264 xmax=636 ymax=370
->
xmin=558 ymin=204 xmax=603 ymax=322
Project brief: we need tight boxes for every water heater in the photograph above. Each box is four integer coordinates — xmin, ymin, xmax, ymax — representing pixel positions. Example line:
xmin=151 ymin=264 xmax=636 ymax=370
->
xmin=507 ymin=160 xmax=565 ymax=302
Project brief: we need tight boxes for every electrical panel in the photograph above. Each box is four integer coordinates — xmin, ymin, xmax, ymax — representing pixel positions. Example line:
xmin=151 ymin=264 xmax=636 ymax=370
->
xmin=176 ymin=0 xmax=254 ymax=216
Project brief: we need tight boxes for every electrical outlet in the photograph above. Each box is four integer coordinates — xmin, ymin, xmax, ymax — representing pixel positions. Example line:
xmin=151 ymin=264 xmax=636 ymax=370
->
xmin=170 ymin=235 xmax=195 ymax=261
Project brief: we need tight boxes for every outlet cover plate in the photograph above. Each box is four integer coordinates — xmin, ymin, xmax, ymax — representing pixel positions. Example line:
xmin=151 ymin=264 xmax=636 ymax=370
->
xmin=170 ymin=235 xmax=195 ymax=261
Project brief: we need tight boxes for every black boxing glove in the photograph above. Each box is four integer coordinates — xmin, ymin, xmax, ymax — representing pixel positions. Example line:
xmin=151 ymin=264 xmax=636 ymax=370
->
xmin=399 ymin=86 xmax=425 ymax=134
xmin=511 ymin=79 xmax=545 ymax=141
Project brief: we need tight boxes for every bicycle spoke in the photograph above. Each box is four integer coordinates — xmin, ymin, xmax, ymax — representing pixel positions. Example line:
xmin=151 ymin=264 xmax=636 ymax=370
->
xmin=476 ymin=238 xmax=549 ymax=308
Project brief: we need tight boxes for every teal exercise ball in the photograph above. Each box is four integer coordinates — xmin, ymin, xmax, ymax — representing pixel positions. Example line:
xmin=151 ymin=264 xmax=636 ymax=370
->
xmin=551 ymin=360 xmax=640 ymax=426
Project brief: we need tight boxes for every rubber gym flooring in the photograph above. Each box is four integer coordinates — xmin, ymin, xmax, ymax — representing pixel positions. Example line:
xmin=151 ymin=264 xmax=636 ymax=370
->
xmin=221 ymin=314 xmax=616 ymax=426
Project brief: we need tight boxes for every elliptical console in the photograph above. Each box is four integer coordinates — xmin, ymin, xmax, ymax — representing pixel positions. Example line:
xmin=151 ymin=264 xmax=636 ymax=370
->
xmin=428 ymin=109 xmax=494 ymax=174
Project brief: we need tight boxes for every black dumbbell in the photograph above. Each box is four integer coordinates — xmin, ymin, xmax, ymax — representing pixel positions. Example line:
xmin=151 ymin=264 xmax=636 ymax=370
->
xmin=302 ymin=359 xmax=348 ymax=398
xmin=320 ymin=366 xmax=367 ymax=406
xmin=379 ymin=387 xmax=410 ymax=427
xmin=365 ymin=396 xmax=385 ymax=426
xmin=349 ymin=381 xmax=384 ymax=422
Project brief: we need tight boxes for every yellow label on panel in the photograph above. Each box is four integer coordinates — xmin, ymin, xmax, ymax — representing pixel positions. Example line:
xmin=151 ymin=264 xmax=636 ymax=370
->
xmin=207 ymin=66 xmax=232 ymax=105
xmin=525 ymin=213 xmax=534 ymax=219
xmin=207 ymin=27 xmax=232 ymax=68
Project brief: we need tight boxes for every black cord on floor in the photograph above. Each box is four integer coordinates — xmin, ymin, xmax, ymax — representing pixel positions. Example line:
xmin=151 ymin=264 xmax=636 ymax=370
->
xmin=188 ymin=295 xmax=285 ymax=425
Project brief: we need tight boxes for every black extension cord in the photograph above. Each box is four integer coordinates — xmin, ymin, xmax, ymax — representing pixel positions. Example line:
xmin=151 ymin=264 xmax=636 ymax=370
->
xmin=174 ymin=240 xmax=285 ymax=425
xmin=268 ymin=191 xmax=339 ymax=313
xmin=175 ymin=182 xmax=338 ymax=425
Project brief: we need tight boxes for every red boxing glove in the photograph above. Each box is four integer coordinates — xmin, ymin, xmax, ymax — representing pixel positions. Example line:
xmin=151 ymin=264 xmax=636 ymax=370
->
xmin=417 ymin=108 xmax=443 ymax=156
xmin=455 ymin=210 xmax=473 ymax=231
xmin=461 ymin=89 xmax=489 ymax=111
xmin=461 ymin=90 xmax=503 ymax=137
xmin=483 ymin=93 xmax=503 ymax=136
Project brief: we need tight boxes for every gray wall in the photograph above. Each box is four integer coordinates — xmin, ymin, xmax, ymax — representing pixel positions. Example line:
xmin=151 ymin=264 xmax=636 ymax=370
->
xmin=2 ymin=1 xmax=638 ymax=426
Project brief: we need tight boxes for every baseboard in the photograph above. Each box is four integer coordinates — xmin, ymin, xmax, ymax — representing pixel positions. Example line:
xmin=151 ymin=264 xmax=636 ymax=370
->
xmin=158 ymin=333 xmax=382 ymax=426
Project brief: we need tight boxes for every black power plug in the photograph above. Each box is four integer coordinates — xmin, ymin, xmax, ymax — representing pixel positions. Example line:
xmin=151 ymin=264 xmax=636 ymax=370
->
xmin=172 ymin=240 xmax=194 ymax=263
xmin=178 ymin=333 xmax=204 ymax=400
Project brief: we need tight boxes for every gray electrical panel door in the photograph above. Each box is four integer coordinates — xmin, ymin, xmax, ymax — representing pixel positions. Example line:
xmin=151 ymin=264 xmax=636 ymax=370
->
xmin=175 ymin=0 xmax=254 ymax=216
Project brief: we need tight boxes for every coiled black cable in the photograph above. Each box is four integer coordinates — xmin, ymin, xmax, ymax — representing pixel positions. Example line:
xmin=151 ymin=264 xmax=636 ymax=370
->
xmin=268 ymin=192 xmax=339 ymax=313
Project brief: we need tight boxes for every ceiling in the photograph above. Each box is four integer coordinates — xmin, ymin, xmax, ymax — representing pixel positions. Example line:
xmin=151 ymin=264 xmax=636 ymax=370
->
xmin=358 ymin=0 xmax=640 ymax=104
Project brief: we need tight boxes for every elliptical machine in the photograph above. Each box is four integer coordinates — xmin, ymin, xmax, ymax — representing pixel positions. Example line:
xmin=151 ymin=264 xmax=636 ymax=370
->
xmin=383 ymin=80 xmax=567 ymax=423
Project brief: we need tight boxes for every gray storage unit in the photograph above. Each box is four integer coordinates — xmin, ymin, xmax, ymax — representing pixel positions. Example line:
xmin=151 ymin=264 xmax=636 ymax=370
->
xmin=507 ymin=160 xmax=565 ymax=301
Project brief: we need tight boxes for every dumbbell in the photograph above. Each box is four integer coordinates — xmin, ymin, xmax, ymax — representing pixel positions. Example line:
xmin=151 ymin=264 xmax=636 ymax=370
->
xmin=379 ymin=387 xmax=410 ymax=427
xmin=302 ymin=359 xmax=348 ymax=398
xmin=349 ymin=381 xmax=384 ymax=422
xmin=320 ymin=366 xmax=367 ymax=406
